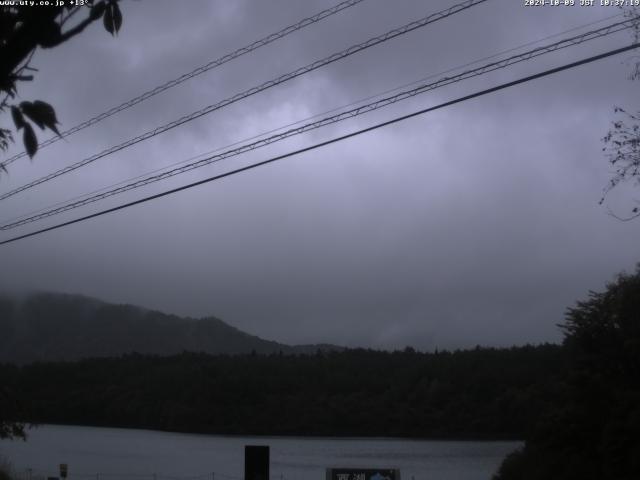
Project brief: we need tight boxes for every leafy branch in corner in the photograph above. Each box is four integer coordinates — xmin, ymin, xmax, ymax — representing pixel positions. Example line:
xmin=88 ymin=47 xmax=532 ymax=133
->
xmin=0 ymin=0 xmax=123 ymax=168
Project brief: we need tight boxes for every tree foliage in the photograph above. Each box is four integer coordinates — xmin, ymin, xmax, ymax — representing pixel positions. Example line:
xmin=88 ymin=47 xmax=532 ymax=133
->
xmin=0 ymin=384 xmax=26 ymax=440
xmin=494 ymin=266 xmax=640 ymax=480
xmin=601 ymin=107 xmax=640 ymax=220
xmin=600 ymin=7 xmax=640 ymax=220
xmin=0 ymin=345 xmax=565 ymax=440
xmin=0 ymin=0 xmax=123 ymax=440
xmin=0 ymin=0 xmax=123 ymax=163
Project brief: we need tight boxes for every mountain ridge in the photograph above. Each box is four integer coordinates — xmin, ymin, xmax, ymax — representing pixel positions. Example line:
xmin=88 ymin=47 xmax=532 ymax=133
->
xmin=0 ymin=292 xmax=343 ymax=364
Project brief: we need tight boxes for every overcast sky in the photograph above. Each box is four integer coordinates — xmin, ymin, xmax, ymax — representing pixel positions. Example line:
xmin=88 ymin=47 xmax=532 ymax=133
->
xmin=1 ymin=0 xmax=639 ymax=350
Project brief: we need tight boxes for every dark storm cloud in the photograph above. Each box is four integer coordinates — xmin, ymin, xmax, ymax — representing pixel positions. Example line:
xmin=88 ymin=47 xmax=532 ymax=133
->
xmin=1 ymin=0 xmax=639 ymax=350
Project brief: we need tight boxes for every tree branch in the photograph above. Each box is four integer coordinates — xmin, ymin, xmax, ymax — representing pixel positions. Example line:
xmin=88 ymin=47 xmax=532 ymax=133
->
xmin=606 ymin=207 xmax=640 ymax=222
xmin=53 ymin=6 xmax=104 ymax=47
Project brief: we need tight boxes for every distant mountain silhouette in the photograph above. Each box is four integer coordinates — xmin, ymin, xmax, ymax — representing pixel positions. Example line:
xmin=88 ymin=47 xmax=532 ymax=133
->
xmin=0 ymin=292 xmax=342 ymax=363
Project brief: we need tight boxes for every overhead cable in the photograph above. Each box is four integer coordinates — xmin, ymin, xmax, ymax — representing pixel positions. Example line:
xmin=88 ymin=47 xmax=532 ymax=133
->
xmin=6 ymin=9 xmax=620 ymax=226
xmin=0 ymin=0 xmax=368 ymax=170
xmin=1 ymin=17 xmax=634 ymax=231
xmin=0 ymin=0 xmax=489 ymax=201
xmin=1 ymin=42 xmax=637 ymax=246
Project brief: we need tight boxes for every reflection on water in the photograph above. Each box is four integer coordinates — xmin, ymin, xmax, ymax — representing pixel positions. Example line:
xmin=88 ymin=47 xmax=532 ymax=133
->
xmin=0 ymin=425 xmax=520 ymax=480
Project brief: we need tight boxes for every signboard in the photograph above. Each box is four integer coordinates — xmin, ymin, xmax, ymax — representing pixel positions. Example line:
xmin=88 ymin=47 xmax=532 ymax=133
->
xmin=245 ymin=445 xmax=269 ymax=480
xmin=326 ymin=469 xmax=400 ymax=480
xmin=59 ymin=465 xmax=68 ymax=479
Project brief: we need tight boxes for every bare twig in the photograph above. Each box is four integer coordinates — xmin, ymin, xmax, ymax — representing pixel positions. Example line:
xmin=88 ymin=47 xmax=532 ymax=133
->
xmin=606 ymin=206 xmax=640 ymax=222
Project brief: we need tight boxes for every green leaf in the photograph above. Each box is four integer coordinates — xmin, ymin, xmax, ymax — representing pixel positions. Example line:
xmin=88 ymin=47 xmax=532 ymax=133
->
xmin=90 ymin=2 xmax=106 ymax=21
xmin=32 ymin=100 xmax=61 ymax=136
xmin=11 ymin=106 xmax=25 ymax=130
xmin=19 ymin=102 xmax=44 ymax=129
xmin=103 ymin=2 xmax=122 ymax=36
xmin=37 ymin=20 xmax=62 ymax=48
xmin=23 ymin=123 xmax=38 ymax=159
xmin=19 ymin=100 xmax=61 ymax=136
xmin=112 ymin=2 xmax=123 ymax=34
xmin=102 ymin=3 xmax=117 ymax=36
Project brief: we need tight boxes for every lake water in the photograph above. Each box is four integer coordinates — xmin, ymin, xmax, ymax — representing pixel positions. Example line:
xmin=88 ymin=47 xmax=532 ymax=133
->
xmin=0 ymin=425 xmax=519 ymax=480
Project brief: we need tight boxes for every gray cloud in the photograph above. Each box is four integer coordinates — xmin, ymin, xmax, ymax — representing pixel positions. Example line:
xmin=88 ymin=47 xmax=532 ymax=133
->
xmin=1 ymin=0 xmax=640 ymax=351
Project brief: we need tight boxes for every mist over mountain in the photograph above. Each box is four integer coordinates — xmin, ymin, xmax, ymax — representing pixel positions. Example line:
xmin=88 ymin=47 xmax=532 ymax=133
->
xmin=0 ymin=292 xmax=341 ymax=364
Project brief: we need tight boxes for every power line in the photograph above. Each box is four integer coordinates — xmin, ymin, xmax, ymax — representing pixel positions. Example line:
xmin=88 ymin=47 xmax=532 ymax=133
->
xmin=0 ymin=0 xmax=368 ymax=170
xmin=0 ymin=0 xmax=489 ymax=202
xmin=2 ymin=17 xmax=632 ymax=228
xmin=5 ymin=10 xmax=624 ymax=229
xmin=6 ymin=12 xmax=622 ymax=228
xmin=1 ymin=17 xmax=634 ymax=231
xmin=1 ymin=42 xmax=637 ymax=247
xmin=4 ymin=11 xmax=622 ymax=226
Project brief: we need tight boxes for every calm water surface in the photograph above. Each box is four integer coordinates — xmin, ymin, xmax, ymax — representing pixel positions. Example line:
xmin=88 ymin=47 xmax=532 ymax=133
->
xmin=0 ymin=425 xmax=519 ymax=480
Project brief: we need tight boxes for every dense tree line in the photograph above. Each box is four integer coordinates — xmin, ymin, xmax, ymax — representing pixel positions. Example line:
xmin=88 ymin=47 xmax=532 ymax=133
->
xmin=495 ymin=266 xmax=640 ymax=480
xmin=4 ymin=265 xmax=638 ymax=478
xmin=0 ymin=345 xmax=565 ymax=440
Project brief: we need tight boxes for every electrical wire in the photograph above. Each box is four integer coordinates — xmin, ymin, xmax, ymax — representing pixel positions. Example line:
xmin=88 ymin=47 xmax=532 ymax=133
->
xmin=0 ymin=0 xmax=368 ymax=169
xmin=2 ymin=10 xmax=623 ymax=226
xmin=1 ymin=17 xmax=634 ymax=231
xmin=0 ymin=0 xmax=489 ymax=202
xmin=1 ymin=42 xmax=637 ymax=247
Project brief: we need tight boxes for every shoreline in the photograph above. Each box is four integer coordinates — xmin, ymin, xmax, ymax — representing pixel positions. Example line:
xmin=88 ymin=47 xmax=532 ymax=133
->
xmin=16 ymin=423 xmax=525 ymax=443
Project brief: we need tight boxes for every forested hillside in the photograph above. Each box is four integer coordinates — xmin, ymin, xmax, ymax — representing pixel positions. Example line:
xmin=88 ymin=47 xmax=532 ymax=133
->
xmin=0 ymin=293 xmax=339 ymax=363
xmin=495 ymin=267 xmax=640 ymax=480
xmin=0 ymin=345 xmax=565 ymax=439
